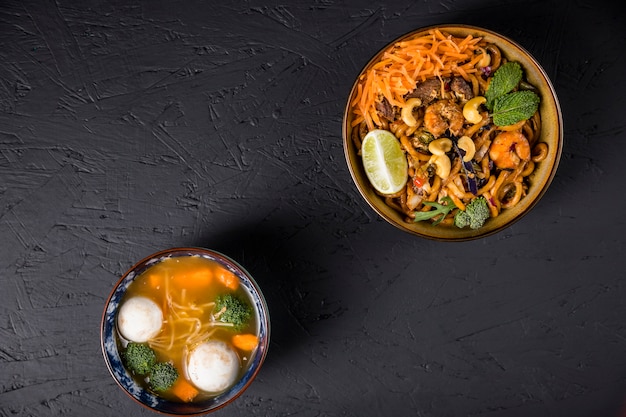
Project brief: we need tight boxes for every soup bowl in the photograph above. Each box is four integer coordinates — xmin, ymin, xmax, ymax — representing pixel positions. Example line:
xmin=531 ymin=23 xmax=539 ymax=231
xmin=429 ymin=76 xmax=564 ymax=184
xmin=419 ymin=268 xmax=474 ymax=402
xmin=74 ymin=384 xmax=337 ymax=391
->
xmin=101 ymin=247 xmax=270 ymax=415
xmin=343 ymin=24 xmax=563 ymax=241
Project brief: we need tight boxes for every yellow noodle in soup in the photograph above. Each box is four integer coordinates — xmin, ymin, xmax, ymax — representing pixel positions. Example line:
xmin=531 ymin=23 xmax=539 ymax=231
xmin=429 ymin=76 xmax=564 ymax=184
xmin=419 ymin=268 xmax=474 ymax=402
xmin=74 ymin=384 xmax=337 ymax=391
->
xmin=350 ymin=28 xmax=547 ymax=228
xmin=116 ymin=255 xmax=259 ymax=403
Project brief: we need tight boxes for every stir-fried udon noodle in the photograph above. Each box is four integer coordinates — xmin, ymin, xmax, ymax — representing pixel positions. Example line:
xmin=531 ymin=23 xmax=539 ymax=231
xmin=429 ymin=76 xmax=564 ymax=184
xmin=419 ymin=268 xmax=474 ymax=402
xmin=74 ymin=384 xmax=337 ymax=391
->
xmin=350 ymin=29 xmax=548 ymax=227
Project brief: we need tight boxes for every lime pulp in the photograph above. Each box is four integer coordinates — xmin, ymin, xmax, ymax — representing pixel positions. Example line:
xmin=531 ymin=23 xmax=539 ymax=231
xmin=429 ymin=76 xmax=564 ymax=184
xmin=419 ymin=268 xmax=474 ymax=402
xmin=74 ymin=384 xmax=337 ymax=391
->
xmin=361 ymin=129 xmax=408 ymax=195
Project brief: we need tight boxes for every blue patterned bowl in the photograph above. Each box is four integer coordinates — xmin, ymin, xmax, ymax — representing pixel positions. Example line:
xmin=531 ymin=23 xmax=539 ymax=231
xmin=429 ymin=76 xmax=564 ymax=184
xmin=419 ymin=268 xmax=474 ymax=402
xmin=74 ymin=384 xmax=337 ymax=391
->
xmin=101 ymin=247 xmax=270 ymax=415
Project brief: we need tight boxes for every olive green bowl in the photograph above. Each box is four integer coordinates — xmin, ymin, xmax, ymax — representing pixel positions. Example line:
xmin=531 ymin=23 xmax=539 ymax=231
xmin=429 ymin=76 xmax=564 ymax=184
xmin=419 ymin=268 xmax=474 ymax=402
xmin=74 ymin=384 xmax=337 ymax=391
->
xmin=342 ymin=24 xmax=563 ymax=241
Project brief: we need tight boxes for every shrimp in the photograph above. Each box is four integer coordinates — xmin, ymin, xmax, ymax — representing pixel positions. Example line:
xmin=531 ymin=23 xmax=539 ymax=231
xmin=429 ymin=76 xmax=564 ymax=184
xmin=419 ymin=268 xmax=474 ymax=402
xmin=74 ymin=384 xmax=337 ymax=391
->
xmin=423 ymin=100 xmax=464 ymax=138
xmin=488 ymin=130 xmax=531 ymax=170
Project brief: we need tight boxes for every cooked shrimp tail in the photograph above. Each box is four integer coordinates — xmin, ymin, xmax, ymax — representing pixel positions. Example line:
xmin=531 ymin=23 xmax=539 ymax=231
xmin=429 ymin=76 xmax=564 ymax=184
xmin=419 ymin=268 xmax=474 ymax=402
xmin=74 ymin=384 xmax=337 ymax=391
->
xmin=488 ymin=130 xmax=530 ymax=170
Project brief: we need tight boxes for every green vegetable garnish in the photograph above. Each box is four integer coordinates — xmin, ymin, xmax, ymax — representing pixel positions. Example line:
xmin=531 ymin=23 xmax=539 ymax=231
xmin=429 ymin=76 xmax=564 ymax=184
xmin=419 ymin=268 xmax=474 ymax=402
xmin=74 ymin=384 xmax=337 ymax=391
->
xmin=491 ymin=90 xmax=540 ymax=127
xmin=454 ymin=196 xmax=490 ymax=229
xmin=413 ymin=196 xmax=457 ymax=225
xmin=214 ymin=293 xmax=253 ymax=331
xmin=485 ymin=62 xmax=522 ymax=110
xmin=122 ymin=342 xmax=157 ymax=375
xmin=149 ymin=362 xmax=179 ymax=392
xmin=484 ymin=61 xmax=541 ymax=126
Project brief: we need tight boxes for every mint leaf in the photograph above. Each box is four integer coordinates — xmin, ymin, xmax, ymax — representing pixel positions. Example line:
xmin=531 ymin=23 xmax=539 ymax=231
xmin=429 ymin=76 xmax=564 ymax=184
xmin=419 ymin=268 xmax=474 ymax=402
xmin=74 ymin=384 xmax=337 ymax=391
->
xmin=492 ymin=90 xmax=540 ymax=126
xmin=485 ymin=62 xmax=523 ymax=110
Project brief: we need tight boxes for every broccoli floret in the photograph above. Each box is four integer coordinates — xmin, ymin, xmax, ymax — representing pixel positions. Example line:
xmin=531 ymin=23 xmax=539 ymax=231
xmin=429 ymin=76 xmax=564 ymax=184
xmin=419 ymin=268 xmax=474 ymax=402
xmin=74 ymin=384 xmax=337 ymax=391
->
xmin=149 ymin=362 xmax=178 ymax=391
xmin=122 ymin=342 xmax=157 ymax=375
xmin=214 ymin=293 xmax=252 ymax=331
xmin=454 ymin=196 xmax=490 ymax=229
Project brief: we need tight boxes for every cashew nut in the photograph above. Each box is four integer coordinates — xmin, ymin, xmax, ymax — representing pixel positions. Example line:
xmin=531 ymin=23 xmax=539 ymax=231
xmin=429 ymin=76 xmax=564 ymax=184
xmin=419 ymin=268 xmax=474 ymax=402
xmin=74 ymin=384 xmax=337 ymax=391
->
xmin=463 ymin=96 xmax=486 ymax=124
xmin=477 ymin=48 xmax=491 ymax=67
xmin=428 ymin=138 xmax=452 ymax=156
xmin=401 ymin=98 xmax=422 ymax=127
xmin=428 ymin=154 xmax=451 ymax=179
xmin=457 ymin=135 xmax=476 ymax=162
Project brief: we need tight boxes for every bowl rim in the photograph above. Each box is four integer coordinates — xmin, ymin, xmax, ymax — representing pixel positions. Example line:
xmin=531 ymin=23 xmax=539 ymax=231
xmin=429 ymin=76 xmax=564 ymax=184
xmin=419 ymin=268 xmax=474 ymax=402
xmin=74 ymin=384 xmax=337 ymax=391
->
xmin=342 ymin=24 xmax=563 ymax=241
xmin=100 ymin=247 xmax=270 ymax=415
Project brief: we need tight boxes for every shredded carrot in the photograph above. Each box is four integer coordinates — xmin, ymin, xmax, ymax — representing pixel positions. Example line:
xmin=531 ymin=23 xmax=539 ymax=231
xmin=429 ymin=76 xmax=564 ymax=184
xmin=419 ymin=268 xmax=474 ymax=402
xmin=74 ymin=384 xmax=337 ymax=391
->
xmin=457 ymin=34 xmax=474 ymax=50
xmin=455 ymin=65 xmax=469 ymax=81
xmin=351 ymin=29 xmax=485 ymax=130
xmin=461 ymin=52 xmax=484 ymax=69
xmin=170 ymin=378 xmax=199 ymax=403
xmin=443 ymin=50 xmax=469 ymax=60
xmin=232 ymin=334 xmax=259 ymax=351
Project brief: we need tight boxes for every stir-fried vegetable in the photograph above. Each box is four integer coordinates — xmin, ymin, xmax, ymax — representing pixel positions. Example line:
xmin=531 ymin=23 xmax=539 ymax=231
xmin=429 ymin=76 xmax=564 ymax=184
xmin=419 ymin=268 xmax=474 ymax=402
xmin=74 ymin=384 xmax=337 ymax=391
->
xmin=413 ymin=197 xmax=457 ymax=225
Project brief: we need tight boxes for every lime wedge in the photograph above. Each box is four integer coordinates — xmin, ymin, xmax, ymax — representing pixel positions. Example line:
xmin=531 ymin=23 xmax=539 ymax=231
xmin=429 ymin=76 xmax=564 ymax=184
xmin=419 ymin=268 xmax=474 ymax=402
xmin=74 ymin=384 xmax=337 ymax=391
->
xmin=361 ymin=129 xmax=408 ymax=195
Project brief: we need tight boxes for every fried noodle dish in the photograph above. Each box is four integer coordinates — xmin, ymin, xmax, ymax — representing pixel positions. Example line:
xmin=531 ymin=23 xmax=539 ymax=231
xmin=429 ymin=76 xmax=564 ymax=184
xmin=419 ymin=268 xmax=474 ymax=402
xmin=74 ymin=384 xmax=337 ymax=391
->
xmin=350 ymin=29 xmax=548 ymax=229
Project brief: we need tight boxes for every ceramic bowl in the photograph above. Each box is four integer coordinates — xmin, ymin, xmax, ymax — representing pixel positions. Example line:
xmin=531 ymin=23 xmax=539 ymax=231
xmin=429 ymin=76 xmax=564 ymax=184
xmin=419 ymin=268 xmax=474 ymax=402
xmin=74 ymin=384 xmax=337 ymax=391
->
xmin=101 ymin=247 xmax=270 ymax=415
xmin=343 ymin=24 xmax=563 ymax=241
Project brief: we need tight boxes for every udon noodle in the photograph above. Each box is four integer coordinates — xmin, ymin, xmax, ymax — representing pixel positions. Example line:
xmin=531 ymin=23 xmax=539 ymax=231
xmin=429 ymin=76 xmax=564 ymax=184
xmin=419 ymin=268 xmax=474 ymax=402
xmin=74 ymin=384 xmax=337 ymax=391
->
xmin=350 ymin=28 xmax=548 ymax=227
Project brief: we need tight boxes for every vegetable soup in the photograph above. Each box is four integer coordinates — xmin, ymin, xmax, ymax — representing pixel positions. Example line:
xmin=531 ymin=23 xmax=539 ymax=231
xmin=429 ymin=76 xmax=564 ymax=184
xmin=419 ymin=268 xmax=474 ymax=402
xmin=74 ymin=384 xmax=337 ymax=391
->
xmin=116 ymin=255 xmax=259 ymax=403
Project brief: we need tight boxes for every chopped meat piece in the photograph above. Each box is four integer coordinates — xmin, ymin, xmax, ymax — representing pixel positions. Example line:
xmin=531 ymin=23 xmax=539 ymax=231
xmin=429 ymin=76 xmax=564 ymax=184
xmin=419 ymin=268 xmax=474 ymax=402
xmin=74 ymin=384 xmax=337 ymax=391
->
xmin=450 ymin=76 xmax=474 ymax=101
xmin=375 ymin=96 xmax=396 ymax=122
xmin=405 ymin=78 xmax=442 ymax=105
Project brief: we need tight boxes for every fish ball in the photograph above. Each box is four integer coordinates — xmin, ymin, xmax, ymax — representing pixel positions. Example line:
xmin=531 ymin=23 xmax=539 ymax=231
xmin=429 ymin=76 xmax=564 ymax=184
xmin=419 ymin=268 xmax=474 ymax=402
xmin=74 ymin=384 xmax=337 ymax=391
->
xmin=117 ymin=296 xmax=163 ymax=343
xmin=187 ymin=341 xmax=239 ymax=392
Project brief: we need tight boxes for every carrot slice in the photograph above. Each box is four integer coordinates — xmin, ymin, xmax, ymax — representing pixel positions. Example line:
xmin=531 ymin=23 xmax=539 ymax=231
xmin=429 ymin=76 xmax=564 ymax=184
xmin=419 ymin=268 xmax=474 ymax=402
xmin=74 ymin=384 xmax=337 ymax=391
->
xmin=215 ymin=268 xmax=239 ymax=290
xmin=173 ymin=268 xmax=212 ymax=289
xmin=232 ymin=334 xmax=258 ymax=351
xmin=170 ymin=378 xmax=199 ymax=403
xmin=148 ymin=273 xmax=163 ymax=289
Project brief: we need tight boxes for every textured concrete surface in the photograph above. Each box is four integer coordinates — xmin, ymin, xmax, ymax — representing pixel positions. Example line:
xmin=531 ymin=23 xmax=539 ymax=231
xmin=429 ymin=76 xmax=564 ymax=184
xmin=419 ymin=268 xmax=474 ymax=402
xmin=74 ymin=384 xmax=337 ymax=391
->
xmin=1 ymin=1 xmax=625 ymax=416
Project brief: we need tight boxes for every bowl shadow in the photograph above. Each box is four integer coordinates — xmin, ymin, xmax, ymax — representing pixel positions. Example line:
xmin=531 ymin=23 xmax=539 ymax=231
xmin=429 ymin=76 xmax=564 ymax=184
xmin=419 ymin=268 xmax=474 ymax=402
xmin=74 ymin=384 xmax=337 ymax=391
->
xmin=193 ymin=217 xmax=346 ymax=366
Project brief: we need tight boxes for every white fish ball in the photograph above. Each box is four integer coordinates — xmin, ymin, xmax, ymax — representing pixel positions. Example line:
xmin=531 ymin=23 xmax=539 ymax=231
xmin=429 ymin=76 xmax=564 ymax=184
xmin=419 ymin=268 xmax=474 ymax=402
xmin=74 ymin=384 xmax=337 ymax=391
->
xmin=187 ymin=340 xmax=240 ymax=393
xmin=117 ymin=296 xmax=163 ymax=343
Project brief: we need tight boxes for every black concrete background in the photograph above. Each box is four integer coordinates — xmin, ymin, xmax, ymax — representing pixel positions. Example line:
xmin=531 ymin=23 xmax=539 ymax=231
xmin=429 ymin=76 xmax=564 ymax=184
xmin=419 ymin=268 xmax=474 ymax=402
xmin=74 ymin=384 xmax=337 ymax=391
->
xmin=1 ymin=1 xmax=625 ymax=416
